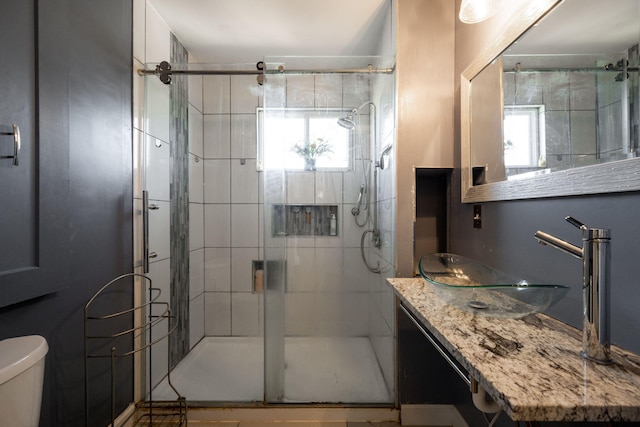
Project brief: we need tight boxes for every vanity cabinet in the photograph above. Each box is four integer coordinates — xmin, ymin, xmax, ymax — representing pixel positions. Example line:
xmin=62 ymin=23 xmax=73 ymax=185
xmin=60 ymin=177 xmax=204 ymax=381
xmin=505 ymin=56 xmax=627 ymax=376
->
xmin=391 ymin=278 xmax=640 ymax=425
xmin=397 ymin=300 xmax=492 ymax=426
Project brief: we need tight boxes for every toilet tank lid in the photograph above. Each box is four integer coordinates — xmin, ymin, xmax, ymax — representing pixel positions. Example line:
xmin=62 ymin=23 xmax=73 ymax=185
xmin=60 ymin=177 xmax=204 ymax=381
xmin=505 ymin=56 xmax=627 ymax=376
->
xmin=0 ymin=335 xmax=48 ymax=385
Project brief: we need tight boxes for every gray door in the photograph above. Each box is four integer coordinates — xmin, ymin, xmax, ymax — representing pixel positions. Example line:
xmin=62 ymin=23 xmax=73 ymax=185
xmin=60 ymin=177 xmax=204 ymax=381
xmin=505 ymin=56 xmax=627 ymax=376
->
xmin=0 ymin=0 xmax=69 ymax=307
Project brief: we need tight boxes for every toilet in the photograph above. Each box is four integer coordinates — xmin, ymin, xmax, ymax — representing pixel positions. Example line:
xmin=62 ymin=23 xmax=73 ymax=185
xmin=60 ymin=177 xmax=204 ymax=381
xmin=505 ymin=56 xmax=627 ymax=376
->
xmin=0 ymin=335 xmax=48 ymax=427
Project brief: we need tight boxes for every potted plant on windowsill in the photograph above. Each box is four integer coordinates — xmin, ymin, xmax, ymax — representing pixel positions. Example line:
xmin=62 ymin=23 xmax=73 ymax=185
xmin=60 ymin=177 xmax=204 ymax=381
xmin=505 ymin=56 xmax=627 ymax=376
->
xmin=291 ymin=137 xmax=333 ymax=171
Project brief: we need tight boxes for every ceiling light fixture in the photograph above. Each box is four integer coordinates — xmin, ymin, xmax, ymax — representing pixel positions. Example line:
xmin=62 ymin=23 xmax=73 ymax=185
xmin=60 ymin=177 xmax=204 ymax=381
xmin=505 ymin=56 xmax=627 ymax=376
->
xmin=459 ymin=0 xmax=501 ymax=24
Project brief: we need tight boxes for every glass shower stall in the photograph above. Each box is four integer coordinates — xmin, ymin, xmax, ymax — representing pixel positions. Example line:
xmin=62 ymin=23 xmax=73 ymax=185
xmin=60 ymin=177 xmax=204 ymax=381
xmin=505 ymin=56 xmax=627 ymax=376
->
xmin=139 ymin=54 xmax=397 ymax=405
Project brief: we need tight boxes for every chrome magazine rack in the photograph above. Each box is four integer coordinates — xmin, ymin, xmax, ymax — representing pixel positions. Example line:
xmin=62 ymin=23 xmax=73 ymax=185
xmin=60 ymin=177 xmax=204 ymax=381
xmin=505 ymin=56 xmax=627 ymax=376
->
xmin=84 ymin=273 xmax=186 ymax=426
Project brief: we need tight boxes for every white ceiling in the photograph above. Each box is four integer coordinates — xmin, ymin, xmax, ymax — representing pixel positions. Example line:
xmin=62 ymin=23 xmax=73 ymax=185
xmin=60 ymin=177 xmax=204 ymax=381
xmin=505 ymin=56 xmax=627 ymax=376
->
xmin=147 ymin=0 xmax=639 ymax=64
xmin=148 ymin=0 xmax=391 ymax=64
xmin=507 ymin=0 xmax=640 ymax=55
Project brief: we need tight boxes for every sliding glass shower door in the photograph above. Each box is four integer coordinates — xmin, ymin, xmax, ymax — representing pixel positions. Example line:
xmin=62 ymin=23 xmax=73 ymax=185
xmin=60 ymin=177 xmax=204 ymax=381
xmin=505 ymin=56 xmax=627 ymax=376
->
xmin=262 ymin=56 xmax=396 ymax=404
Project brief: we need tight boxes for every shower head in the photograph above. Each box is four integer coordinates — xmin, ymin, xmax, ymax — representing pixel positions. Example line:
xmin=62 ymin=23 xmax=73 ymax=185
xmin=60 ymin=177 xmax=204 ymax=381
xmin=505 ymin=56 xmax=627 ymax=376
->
xmin=337 ymin=113 xmax=356 ymax=129
xmin=337 ymin=101 xmax=376 ymax=130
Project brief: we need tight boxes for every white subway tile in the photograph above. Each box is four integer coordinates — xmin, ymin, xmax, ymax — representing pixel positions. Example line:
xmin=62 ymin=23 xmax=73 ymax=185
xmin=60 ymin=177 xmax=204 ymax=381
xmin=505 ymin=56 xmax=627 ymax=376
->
xmin=189 ymin=202 xmax=205 ymax=250
xmin=231 ymin=293 xmax=261 ymax=336
xmin=315 ymin=75 xmax=343 ymax=108
xmin=341 ymin=248 xmax=371 ymax=292
xmin=189 ymin=248 xmax=205 ymax=298
xmin=204 ymin=159 xmax=231 ymax=203
xmin=315 ymin=172 xmax=343 ymax=204
xmin=205 ymin=204 xmax=231 ymax=247
xmin=188 ymin=104 xmax=204 ymax=157
xmin=231 ymin=204 xmax=259 ymax=247
xmin=286 ymin=172 xmax=315 ymax=204
xmin=286 ymin=75 xmax=315 ymax=108
xmin=231 ymin=75 xmax=260 ymax=114
xmin=189 ymin=154 xmax=204 ymax=204
xmin=342 ymin=74 xmax=370 ymax=109
xmin=204 ymin=115 xmax=231 ymax=159
xmin=231 ymin=159 xmax=259 ymax=204
xmin=188 ymin=74 xmax=203 ymax=112
xmin=231 ymin=114 xmax=257 ymax=159
xmin=203 ymin=75 xmax=231 ymax=114
xmin=313 ymin=247 xmax=343 ymax=291
xmin=205 ymin=292 xmax=231 ymax=336
xmin=205 ymin=248 xmax=231 ymax=292
xmin=286 ymin=247 xmax=317 ymax=292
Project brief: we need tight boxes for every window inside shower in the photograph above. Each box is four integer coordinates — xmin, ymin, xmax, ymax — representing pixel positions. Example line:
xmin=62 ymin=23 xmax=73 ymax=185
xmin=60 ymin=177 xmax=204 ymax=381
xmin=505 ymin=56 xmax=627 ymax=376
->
xmin=257 ymin=108 xmax=353 ymax=171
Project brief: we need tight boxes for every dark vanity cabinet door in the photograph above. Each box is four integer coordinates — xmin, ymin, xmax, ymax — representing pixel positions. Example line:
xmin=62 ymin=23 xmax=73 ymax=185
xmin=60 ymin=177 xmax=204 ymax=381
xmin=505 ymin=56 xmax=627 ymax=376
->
xmin=0 ymin=0 xmax=69 ymax=307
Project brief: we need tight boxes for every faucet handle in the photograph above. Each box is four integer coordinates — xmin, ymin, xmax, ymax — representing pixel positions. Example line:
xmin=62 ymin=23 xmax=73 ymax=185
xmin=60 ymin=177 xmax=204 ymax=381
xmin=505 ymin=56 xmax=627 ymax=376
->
xmin=565 ymin=216 xmax=587 ymax=230
xmin=565 ymin=216 xmax=611 ymax=240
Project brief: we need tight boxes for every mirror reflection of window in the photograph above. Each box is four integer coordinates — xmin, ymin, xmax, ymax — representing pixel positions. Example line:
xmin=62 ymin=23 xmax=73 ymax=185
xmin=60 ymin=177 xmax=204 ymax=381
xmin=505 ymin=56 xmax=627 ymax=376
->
xmin=504 ymin=105 xmax=546 ymax=175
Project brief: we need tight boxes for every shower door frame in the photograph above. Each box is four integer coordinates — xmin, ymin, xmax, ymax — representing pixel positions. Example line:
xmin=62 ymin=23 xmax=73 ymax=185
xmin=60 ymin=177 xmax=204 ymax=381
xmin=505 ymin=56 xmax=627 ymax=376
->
xmin=137 ymin=58 xmax=397 ymax=405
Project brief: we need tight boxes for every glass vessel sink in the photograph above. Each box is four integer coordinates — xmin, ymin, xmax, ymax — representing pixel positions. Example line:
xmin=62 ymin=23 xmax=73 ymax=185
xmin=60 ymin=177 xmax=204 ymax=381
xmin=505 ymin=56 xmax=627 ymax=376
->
xmin=418 ymin=253 xmax=569 ymax=319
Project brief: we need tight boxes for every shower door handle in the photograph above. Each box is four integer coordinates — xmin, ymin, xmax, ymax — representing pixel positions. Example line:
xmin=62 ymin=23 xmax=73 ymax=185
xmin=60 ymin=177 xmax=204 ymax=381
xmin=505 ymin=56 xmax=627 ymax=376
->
xmin=143 ymin=191 xmax=160 ymax=272
xmin=142 ymin=191 xmax=161 ymax=273
xmin=143 ymin=190 xmax=150 ymax=273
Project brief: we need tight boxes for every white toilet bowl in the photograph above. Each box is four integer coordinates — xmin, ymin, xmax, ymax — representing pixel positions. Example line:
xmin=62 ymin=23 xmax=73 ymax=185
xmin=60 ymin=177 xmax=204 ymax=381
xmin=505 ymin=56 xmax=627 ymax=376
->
xmin=0 ymin=335 xmax=48 ymax=427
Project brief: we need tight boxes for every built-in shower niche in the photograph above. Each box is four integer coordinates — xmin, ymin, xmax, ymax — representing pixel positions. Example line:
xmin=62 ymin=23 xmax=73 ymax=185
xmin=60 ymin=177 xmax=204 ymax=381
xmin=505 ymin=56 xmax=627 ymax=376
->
xmin=272 ymin=204 xmax=338 ymax=237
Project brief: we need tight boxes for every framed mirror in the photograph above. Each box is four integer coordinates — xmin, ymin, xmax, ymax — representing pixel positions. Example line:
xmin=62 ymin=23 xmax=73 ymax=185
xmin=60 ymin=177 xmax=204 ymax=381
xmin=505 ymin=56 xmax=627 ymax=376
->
xmin=461 ymin=0 xmax=640 ymax=203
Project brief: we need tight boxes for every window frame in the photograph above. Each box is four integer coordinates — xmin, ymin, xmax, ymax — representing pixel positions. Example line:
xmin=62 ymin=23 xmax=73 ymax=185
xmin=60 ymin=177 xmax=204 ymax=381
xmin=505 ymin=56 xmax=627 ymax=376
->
xmin=503 ymin=104 xmax=546 ymax=169
xmin=256 ymin=107 xmax=355 ymax=172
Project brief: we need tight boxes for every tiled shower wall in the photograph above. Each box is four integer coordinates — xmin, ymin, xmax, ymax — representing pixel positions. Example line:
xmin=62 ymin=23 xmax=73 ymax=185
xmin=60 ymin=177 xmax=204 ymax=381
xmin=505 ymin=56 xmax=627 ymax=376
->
xmin=201 ymin=74 xmax=263 ymax=337
xmin=133 ymin=0 xmax=207 ymax=389
xmin=503 ymin=53 xmax=634 ymax=174
xmin=201 ymin=72 xmax=386 ymax=338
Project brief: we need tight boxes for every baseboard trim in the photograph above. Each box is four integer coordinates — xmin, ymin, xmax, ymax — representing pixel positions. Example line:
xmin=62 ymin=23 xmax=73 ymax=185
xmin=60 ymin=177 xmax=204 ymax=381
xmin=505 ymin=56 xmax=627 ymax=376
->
xmin=170 ymin=406 xmax=399 ymax=423
xmin=400 ymin=404 xmax=468 ymax=427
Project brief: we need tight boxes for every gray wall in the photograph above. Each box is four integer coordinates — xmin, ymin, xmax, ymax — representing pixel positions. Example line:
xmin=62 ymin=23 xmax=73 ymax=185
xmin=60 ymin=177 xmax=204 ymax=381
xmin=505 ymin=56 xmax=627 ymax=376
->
xmin=449 ymin=179 xmax=640 ymax=355
xmin=0 ymin=1 xmax=133 ymax=426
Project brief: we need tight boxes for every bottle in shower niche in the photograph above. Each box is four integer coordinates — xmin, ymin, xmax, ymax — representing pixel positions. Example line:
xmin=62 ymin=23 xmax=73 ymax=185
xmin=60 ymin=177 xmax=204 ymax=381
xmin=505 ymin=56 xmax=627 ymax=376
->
xmin=329 ymin=213 xmax=337 ymax=236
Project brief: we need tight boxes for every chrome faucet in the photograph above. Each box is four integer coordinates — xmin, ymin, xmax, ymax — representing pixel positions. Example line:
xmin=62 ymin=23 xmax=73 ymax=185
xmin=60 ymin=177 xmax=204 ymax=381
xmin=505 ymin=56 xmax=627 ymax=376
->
xmin=534 ymin=216 xmax=611 ymax=364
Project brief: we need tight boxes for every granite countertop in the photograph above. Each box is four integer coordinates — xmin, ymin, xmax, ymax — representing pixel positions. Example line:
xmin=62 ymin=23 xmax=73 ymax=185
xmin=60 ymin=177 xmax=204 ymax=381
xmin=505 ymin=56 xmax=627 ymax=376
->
xmin=387 ymin=278 xmax=640 ymax=422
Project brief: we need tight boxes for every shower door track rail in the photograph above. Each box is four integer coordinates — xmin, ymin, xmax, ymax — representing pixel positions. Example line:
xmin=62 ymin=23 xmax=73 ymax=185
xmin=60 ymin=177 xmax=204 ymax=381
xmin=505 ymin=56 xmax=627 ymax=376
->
xmin=139 ymin=60 xmax=395 ymax=84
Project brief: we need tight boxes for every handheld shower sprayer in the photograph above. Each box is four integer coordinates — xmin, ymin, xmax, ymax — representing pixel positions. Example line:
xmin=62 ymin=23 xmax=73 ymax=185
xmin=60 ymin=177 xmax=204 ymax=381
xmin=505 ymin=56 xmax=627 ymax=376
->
xmin=377 ymin=144 xmax=393 ymax=170
xmin=351 ymin=185 xmax=366 ymax=216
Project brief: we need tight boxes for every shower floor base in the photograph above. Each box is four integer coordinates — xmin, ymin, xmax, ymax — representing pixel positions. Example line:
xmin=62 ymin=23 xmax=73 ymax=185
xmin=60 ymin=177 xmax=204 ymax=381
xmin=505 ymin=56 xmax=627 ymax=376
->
xmin=151 ymin=336 xmax=392 ymax=404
